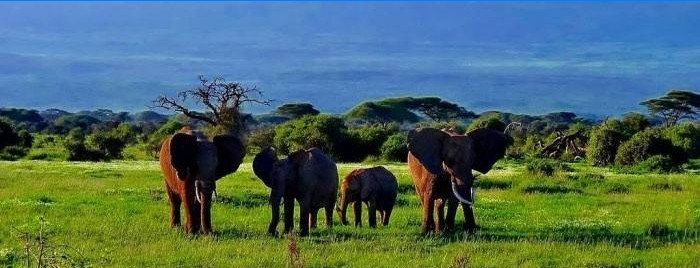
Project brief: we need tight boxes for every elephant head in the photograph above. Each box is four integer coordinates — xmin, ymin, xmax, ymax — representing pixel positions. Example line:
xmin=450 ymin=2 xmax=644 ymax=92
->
xmin=170 ymin=131 xmax=245 ymax=208
xmin=407 ymin=127 xmax=512 ymax=206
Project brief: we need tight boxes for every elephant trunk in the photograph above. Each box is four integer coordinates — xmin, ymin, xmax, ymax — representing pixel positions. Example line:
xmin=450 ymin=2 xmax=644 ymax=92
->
xmin=267 ymin=194 xmax=282 ymax=235
xmin=451 ymin=181 xmax=474 ymax=206
xmin=336 ymin=196 xmax=349 ymax=225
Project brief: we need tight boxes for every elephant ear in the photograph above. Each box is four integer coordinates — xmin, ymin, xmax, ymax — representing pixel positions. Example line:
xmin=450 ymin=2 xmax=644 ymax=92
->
xmin=253 ymin=147 xmax=278 ymax=188
xmin=170 ymin=133 xmax=198 ymax=181
xmin=213 ymin=135 xmax=246 ymax=179
xmin=407 ymin=128 xmax=449 ymax=175
xmin=466 ymin=128 xmax=512 ymax=174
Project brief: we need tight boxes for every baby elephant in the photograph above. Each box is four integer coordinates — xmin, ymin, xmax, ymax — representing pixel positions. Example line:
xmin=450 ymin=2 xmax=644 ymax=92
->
xmin=336 ymin=166 xmax=398 ymax=228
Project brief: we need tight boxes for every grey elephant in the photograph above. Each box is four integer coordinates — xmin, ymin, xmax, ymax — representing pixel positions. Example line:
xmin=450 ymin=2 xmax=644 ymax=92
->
xmin=253 ymin=147 xmax=339 ymax=237
xmin=407 ymin=127 xmax=513 ymax=234
xmin=336 ymin=166 xmax=398 ymax=228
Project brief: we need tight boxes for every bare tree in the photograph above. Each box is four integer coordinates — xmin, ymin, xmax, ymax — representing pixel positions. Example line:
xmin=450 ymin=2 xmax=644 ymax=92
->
xmin=152 ymin=75 xmax=272 ymax=136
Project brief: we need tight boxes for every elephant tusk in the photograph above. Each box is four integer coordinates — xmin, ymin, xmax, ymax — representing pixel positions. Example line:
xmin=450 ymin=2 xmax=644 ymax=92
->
xmin=212 ymin=189 xmax=217 ymax=201
xmin=451 ymin=182 xmax=474 ymax=206
xmin=195 ymin=184 xmax=203 ymax=204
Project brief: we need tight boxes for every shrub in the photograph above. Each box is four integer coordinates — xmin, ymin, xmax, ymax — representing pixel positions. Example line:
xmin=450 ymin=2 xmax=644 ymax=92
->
xmin=587 ymin=123 xmax=625 ymax=166
xmin=662 ymin=123 xmax=700 ymax=158
xmin=85 ymin=123 xmax=136 ymax=159
xmin=648 ymin=180 xmax=683 ymax=191
xmin=64 ymin=128 xmax=107 ymax=161
xmin=0 ymin=117 xmax=20 ymax=150
xmin=0 ymin=145 xmax=28 ymax=160
xmin=604 ymin=182 xmax=631 ymax=194
xmin=273 ymin=115 xmax=350 ymax=159
xmin=380 ymin=133 xmax=408 ymax=162
xmin=247 ymin=127 xmax=276 ymax=153
xmin=345 ymin=124 xmax=398 ymax=161
xmin=615 ymin=128 xmax=685 ymax=167
xmin=635 ymin=155 xmax=678 ymax=173
xmin=144 ymin=119 xmax=185 ymax=158
xmin=525 ymin=157 xmax=570 ymax=176
xmin=467 ymin=115 xmax=506 ymax=132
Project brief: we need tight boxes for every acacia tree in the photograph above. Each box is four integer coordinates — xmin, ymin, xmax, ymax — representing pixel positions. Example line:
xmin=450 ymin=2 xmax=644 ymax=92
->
xmin=640 ymin=90 xmax=699 ymax=127
xmin=152 ymin=75 xmax=272 ymax=137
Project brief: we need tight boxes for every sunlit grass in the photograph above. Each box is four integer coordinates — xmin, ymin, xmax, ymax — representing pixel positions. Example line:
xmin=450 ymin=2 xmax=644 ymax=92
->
xmin=0 ymin=160 xmax=698 ymax=267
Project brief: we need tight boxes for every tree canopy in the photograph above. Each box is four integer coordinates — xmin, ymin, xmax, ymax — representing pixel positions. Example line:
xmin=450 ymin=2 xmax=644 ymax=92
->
xmin=273 ymin=103 xmax=320 ymax=119
xmin=345 ymin=97 xmax=475 ymax=124
xmin=640 ymin=90 xmax=699 ymax=126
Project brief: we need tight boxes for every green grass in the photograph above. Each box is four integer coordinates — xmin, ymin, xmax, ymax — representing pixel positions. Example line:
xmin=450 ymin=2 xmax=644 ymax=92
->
xmin=0 ymin=160 xmax=698 ymax=267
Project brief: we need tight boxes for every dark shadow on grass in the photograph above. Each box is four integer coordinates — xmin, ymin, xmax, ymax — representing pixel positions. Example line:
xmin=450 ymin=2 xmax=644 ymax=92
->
xmin=420 ymin=225 xmax=699 ymax=249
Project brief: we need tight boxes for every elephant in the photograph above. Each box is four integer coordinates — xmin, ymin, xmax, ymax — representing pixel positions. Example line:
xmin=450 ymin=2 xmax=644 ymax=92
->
xmin=253 ymin=147 xmax=339 ymax=237
xmin=336 ymin=166 xmax=398 ymax=228
xmin=159 ymin=127 xmax=245 ymax=234
xmin=407 ymin=127 xmax=513 ymax=234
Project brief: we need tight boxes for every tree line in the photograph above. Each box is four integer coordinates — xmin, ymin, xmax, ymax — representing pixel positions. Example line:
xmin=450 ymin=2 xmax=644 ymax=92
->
xmin=0 ymin=76 xmax=697 ymax=173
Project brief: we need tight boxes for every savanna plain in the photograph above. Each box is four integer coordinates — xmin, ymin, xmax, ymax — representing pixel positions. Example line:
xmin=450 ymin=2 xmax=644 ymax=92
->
xmin=0 ymin=159 xmax=698 ymax=267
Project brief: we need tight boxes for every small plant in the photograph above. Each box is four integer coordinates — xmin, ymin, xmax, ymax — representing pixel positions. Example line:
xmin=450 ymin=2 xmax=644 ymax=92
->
xmin=525 ymin=158 xmax=570 ymax=176
xmin=450 ymin=253 xmax=471 ymax=268
xmin=287 ymin=234 xmax=304 ymax=268
xmin=648 ymin=180 xmax=683 ymax=191
xmin=12 ymin=217 xmax=88 ymax=267
xmin=604 ymin=182 xmax=631 ymax=194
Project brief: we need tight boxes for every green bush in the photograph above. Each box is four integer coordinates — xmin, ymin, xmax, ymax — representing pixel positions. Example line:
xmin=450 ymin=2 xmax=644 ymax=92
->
xmin=587 ymin=123 xmax=625 ymax=166
xmin=86 ymin=123 xmax=136 ymax=159
xmin=615 ymin=128 xmax=685 ymax=167
xmin=346 ymin=124 xmax=398 ymax=161
xmin=525 ymin=157 xmax=570 ymax=176
xmin=0 ymin=145 xmax=29 ymax=160
xmin=64 ymin=128 xmax=107 ymax=161
xmin=380 ymin=133 xmax=408 ymax=162
xmin=273 ymin=115 xmax=350 ymax=160
xmin=662 ymin=123 xmax=700 ymax=158
xmin=0 ymin=117 xmax=21 ymax=150
xmin=247 ymin=127 xmax=276 ymax=153
xmin=467 ymin=115 xmax=506 ymax=132
xmin=144 ymin=119 xmax=185 ymax=158
xmin=635 ymin=155 xmax=678 ymax=173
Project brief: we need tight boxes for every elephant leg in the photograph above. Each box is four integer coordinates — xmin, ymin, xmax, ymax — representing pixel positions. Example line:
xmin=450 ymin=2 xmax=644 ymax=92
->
xmin=461 ymin=204 xmax=477 ymax=234
xmin=353 ymin=201 xmax=362 ymax=227
xmin=268 ymin=202 xmax=280 ymax=236
xmin=324 ymin=203 xmax=334 ymax=229
xmin=421 ymin=194 xmax=435 ymax=234
xmin=183 ymin=182 xmax=201 ymax=234
xmin=283 ymin=198 xmax=294 ymax=234
xmin=310 ymin=209 xmax=318 ymax=229
xmin=445 ymin=198 xmax=458 ymax=232
xmin=299 ymin=204 xmax=311 ymax=237
xmin=166 ymin=188 xmax=181 ymax=227
xmin=382 ymin=207 xmax=393 ymax=227
xmin=367 ymin=201 xmax=377 ymax=228
xmin=435 ymin=199 xmax=445 ymax=232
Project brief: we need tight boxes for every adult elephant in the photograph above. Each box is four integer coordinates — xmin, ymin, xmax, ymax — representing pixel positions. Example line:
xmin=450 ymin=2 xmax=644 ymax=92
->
xmin=407 ymin=127 xmax=513 ymax=234
xmin=160 ymin=128 xmax=245 ymax=235
xmin=253 ymin=147 xmax=338 ymax=237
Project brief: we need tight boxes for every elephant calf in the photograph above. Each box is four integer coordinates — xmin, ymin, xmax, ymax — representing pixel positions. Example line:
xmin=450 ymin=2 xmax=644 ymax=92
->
xmin=337 ymin=166 xmax=398 ymax=228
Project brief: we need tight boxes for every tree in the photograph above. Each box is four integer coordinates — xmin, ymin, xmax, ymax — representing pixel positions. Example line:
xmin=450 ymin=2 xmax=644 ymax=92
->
xmin=152 ymin=75 xmax=272 ymax=137
xmin=274 ymin=103 xmax=320 ymax=119
xmin=640 ymin=90 xmax=699 ymax=126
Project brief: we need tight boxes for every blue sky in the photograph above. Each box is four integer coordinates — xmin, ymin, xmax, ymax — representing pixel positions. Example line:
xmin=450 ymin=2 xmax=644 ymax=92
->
xmin=1 ymin=2 xmax=699 ymax=116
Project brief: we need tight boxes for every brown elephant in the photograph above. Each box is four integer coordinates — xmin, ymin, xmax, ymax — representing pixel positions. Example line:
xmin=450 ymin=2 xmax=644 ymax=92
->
xmin=253 ymin=147 xmax=338 ymax=237
xmin=407 ymin=127 xmax=512 ymax=234
xmin=159 ymin=128 xmax=245 ymax=234
xmin=336 ymin=166 xmax=398 ymax=228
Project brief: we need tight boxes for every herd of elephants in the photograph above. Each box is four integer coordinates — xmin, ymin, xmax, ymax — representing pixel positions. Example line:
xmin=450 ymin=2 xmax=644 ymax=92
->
xmin=159 ymin=126 xmax=513 ymax=237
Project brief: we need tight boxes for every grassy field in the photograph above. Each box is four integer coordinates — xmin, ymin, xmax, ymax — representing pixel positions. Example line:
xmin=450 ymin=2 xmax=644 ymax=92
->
xmin=0 ymin=160 xmax=698 ymax=267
